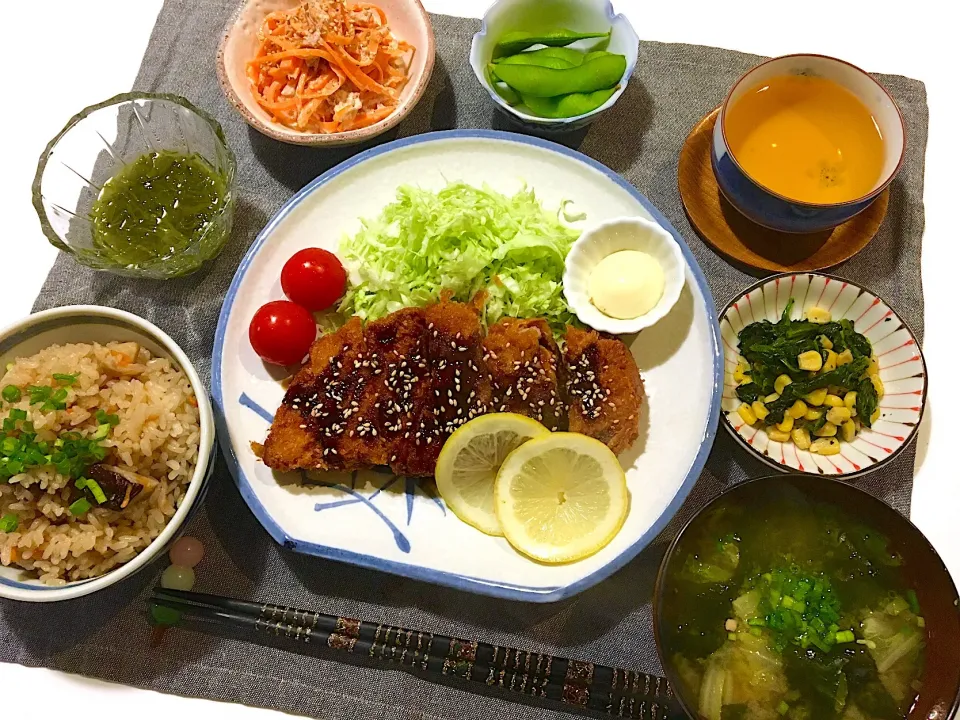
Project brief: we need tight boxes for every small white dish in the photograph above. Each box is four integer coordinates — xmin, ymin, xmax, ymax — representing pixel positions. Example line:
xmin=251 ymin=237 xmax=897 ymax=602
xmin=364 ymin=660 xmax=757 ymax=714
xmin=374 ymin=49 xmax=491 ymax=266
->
xmin=720 ymin=273 xmax=926 ymax=479
xmin=469 ymin=0 xmax=639 ymax=130
xmin=563 ymin=216 xmax=686 ymax=334
xmin=0 ymin=306 xmax=215 ymax=602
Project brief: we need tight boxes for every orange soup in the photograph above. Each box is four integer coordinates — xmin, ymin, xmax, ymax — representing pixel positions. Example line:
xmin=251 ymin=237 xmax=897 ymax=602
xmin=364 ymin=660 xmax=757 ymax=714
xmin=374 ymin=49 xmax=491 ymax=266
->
xmin=725 ymin=74 xmax=884 ymax=204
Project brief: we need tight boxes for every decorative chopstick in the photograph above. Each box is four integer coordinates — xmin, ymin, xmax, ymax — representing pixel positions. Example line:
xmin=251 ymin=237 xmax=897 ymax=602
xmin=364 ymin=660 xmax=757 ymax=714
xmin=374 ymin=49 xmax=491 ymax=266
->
xmin=149 ymin=588 xmax=682 ymax=720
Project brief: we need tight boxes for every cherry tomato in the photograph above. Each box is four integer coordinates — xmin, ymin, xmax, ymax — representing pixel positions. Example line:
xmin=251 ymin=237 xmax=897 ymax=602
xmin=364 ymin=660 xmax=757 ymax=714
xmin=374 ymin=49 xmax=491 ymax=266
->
xmin=281 ymin=248 xmax=347 ymax=311
xmin=249 ymin=300 xmax=316 ymax=366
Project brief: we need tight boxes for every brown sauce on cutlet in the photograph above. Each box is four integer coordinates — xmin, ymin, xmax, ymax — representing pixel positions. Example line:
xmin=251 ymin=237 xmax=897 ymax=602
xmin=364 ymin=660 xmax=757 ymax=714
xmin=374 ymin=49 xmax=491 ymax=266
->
xmin=427 ymin=323 xmax=488 ymax=437
xmin=566 ymin=345 xmax=610 ymax=421
xmin=285 ymin=344 xmax=375 ymax=466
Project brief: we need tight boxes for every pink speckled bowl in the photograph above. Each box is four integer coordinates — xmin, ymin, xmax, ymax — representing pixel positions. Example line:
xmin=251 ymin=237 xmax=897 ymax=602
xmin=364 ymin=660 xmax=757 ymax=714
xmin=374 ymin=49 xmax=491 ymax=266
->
xmin=216 ymin=0 xmax=435 ymax=146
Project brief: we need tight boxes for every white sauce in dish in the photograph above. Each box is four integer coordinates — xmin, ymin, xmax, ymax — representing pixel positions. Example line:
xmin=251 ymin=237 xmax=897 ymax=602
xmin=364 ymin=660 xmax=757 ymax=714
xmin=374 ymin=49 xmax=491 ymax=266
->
xmin=588 ymin=250 xmax=664 ymax=319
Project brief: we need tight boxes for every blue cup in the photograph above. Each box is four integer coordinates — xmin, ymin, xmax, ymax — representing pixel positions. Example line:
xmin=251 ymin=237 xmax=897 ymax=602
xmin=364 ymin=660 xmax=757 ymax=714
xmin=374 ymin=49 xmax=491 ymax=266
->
xmin=712 ymin=54 xmax=905 ymax=234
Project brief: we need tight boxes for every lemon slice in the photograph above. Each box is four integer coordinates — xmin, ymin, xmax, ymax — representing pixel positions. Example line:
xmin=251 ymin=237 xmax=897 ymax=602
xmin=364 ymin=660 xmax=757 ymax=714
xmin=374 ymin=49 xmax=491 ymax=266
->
xmin=435 ymin=413 xmax=550 ymax=536
xmin=494 ymin=433 xmax=628 ymax=563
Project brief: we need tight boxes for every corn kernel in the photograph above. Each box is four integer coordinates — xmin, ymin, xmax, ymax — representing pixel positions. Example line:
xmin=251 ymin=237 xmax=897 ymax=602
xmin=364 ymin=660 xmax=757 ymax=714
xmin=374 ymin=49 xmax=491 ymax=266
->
xmin=822 ymin=350 xmax=838 ymax=373
xmin=867 ymin=356 xmax=880 ymax=376
xmin=774 ymin=374 xmax=793 ymax=395
xmin=824 ymin=394 xmax=844 ymax=407
xmin=768 ymin=428 xmax=791 ymax=443
xmin=844 ymin=391 xmax=857 ymax=409
xmin=837 ymin=349 xmax=854 ymax=367
xmin=738 ymin=404 xmax=758 ymax=426
xmin=798 ymin=351 xmax=823 ymax=372
xmin=805 ymin=388 xmax=828 ymax=406
xmin=733 ymin=359 xmax=750 ymax=384
xmin=819 ymin=335 xmax=833 ymax=350
xmin=871 ymin=375 xmax=885 ymax=399
xmin=765 ymin=393 xmax=780 ymax=404
xmin=827 ymin=406 xmax=852 ymax=425
xmin=815 ymin=422 xmax=838 ymax=437
xmin=810 ymin=437 xmax=841 ymax=455
xmin=871 ymin=408 xmax=881 ymax=424
xmin=804 ymin=408 xmax=823 ymax=421
xmin=777 ymin=415 xmax=795 ymax=432
xmin=786 ymin=400 xmax=808 ymax=419
xmin=751 ymin=401 xmax=769 ymax=421
xmin=792 ymin=428 xmax=812 ymax=450
xmin=805 ymin=307 xmax=832 ymax=324
xmin=841 ymin=419 xmax=856 ymax=442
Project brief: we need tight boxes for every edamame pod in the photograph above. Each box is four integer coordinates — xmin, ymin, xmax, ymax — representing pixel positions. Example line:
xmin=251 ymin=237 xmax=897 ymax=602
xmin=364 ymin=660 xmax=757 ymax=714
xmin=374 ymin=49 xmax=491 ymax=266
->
xmin=520 ymin=86 xmax=618 ymax=118
xmin=495 ymin=53 xmax=576 ymax=69
xmin=490 ymin=54 xmax=626 ymax=98
xmin=494 ymin=28 xmax=611 ymax=56
xmin=583 ymin=50 xmax=616 ymax=63
xmin=486 ymin=65 xmax=521 ymax=105
xmin=497 ymin=47 xmax=586 ymax=66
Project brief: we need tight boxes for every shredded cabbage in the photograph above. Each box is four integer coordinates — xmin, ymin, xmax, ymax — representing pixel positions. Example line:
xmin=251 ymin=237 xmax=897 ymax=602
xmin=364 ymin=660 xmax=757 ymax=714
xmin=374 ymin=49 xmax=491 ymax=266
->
xmin=337 ymin=182 xmax=580 ymax=332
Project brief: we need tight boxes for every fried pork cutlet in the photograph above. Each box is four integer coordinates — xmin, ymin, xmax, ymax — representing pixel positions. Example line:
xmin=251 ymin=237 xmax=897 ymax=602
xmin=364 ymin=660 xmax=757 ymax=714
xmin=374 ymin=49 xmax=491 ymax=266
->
xmin=260 ymin=299 xmax=644 ymax=476
xmin=393 ymin=297 xmax=492 ymax=476
xmin=564 ymin=326 xmax=643 ymax=455
xmin=483 ymin=318 xmax=565 ymax=432
xmin=260 ymin=317 xmax=368 ymax=472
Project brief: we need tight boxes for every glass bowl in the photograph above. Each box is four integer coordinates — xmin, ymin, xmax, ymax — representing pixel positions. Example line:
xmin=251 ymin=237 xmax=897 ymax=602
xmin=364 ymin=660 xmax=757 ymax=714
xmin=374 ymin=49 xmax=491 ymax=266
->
xmin=32 ymin=93 xmax=237 ymax=279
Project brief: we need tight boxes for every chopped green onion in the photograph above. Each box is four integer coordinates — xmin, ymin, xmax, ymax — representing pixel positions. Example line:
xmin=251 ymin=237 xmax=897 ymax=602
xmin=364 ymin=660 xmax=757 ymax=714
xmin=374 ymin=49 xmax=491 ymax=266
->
xmin=917 ymin=617 xmax=925 ymax=628
xmin=53 ymin=373 xmax=79 ymax=385
xmin=750 ymin=627 xmax=763 ymax=637
xmin=93 ymin=423 xmax=111 ymax=440
xmin=907 ymin=589 xmax=920 ymax=615
xmin=835 ymin=630 xmax=856 ymax=643
xmin=26 ymin=386 xmax=51 ymax=405
xmin=9 ymin=409 xmax=26 ymax=422
xmin=69 ymin=498 xmax=92 ymax=516
xmin=75 ymin=477 xmax=88 ymax=489
xmin=727 ymin=632 xmax=738 ymax=641
xmin=85 ymin=478 xmax=107 ymax=504
xmin=777 ymin=701 xmax=790 ymax=716
xmin=1 ymin=437 xmax=18 ymax=455
xmin=0 ymin=513 xmax=18 ymax=532
xmin=1 ymin=385 xmax=21 ymax=403
xmin=95 ymin=410 xmax=120 ymax=426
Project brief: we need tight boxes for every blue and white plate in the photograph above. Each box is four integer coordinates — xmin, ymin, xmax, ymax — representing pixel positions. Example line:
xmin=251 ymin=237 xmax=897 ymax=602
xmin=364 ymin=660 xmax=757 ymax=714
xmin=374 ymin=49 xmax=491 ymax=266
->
xmin=213 ymin=130 xmax=721 ymax=602
xmin=720 ymin=273 xmax=926 ymax=479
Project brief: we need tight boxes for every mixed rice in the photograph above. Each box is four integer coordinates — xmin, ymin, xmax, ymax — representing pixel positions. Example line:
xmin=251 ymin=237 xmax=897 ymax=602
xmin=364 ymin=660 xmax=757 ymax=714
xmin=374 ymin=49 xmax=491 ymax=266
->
xmin=0 ymin=341 xmax=200 ymax=585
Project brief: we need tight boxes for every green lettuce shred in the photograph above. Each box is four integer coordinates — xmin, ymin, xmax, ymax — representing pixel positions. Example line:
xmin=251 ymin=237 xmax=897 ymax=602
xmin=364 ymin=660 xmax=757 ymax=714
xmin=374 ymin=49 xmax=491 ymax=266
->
xmin=337 ymin=182 xmax=581 ymax=333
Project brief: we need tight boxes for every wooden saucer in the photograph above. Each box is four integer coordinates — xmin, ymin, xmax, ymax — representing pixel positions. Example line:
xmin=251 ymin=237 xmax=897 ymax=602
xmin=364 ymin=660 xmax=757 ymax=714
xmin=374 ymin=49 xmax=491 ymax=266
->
xmin=678 ymin=107 xmax=888 ymax=273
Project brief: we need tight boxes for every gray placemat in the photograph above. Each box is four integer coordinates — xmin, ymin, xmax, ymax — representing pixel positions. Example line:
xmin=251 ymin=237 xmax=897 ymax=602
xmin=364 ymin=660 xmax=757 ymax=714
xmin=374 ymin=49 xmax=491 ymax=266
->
xmin=1 ymin=3 xmax=928 ymax=719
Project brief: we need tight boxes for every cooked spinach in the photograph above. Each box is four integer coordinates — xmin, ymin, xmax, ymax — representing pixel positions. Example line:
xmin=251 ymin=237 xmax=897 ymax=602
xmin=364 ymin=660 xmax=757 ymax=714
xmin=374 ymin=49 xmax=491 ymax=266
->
xmin=856 ymin=377 xmax=880 ymax=428
xmin=735 ymin=299 xmax=875 ymax=424
xmin=763 ymin=358 xmax=870 ymax=424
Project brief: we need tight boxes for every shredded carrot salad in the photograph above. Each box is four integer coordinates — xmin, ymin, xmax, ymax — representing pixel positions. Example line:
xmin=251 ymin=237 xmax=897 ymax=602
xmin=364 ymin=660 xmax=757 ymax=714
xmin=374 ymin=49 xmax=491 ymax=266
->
xmin=246 ymin=0 xmax=414 ymax=134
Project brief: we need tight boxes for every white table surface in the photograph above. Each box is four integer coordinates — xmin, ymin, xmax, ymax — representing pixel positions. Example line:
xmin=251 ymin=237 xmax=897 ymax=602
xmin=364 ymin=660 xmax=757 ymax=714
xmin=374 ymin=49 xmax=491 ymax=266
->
xmin=2 ymin=1 xmax=957 ymax=717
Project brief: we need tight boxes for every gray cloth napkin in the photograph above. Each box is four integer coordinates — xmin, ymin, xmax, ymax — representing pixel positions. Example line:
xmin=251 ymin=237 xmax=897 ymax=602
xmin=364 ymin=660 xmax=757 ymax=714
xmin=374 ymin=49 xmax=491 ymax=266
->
xmin=0 ymin=3 xmax=928 ymax=719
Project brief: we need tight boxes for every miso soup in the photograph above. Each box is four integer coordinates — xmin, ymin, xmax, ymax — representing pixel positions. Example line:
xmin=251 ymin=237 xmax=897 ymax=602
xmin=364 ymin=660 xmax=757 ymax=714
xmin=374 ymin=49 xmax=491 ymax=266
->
xmin=661 ymin=489 xmax=925 ymax=720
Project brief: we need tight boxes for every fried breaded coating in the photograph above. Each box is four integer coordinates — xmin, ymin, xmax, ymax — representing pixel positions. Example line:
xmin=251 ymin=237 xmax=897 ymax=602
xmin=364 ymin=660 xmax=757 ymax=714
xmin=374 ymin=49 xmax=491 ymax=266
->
xmin=261 ymin=301 xmax=644 ymax=476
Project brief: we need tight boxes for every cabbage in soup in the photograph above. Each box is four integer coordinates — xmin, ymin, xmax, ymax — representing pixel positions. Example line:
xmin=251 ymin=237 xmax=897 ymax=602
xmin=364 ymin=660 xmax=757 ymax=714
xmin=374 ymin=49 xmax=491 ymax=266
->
xmin=662 ymin=496 xmax=925 ymax=720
